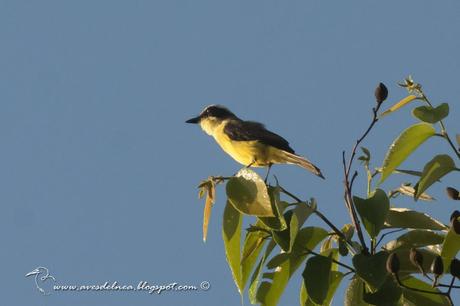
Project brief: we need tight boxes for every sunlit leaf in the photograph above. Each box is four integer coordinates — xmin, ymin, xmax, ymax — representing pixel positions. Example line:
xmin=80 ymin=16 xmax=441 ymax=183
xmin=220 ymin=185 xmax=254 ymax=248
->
xmin=384 ymin=229 xmax=445 ymax=251
xmin=320 ymin=236 xmax=333 ymax=253
xmin=380 ymin=94 xmax=417 ymax=117
xmin=258 ymin=186 xmax=288 ymax=230
xmin=222 ymin=201 xmax=243 ymax=295
xmin=379 ymin=123 xmax=436 ymax=184
xmin=266 ymin=252 xmax=291 ymax=269
xmin=344 ymin=277 xmax=370 ymax=306
xmin=440 ymin=217 xmax=460 ymax=271
xmin=256 ymin=227 xmax=328 ymax=306
xmin=342 ymin=224 xmax=355 ymax=240
xmin=241 ymin=223 xmax=267 ymax=288
xmin=362 ymin=276 xmax=402 ymax=305
xmin=249 ymin=240 xmax=276 ymax=304
xmin=414 ymin=154 xmax=456 ymax=200
xmin=292 ymin=201 xmax=315 ymax=228
xmin=412 ymin=103 xmax=449 ymax=123
xmin=226 ymin=168 xmax=274 ymax=216
xmin=397 ymin=184 xmax=434 ymax=201
xmin=199 ymin=179 xmax=215 ymax=242
xmin=353 ymin=251 xmax=389 ymax=290
xmin=385 ymin=208 xmax=447 ymax=231
xmin=272 ymin=210 xmax=299 ymax=252
xmin=353 ymin=189 xmax=389 ymax=238
xmin=400 ymin=276 xmax=450 ymax=305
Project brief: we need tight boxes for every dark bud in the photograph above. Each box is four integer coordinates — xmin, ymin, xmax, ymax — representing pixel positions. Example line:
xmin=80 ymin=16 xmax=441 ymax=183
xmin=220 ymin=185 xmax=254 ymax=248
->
xmin=451 ymin=210 xmax=460 ymax=223
xmin=338 ymin=239 xmax=349 ymax=256
xmin=450 ymin=258 xmax=460 ymax=279
xmin=375 ymin=82 xmax=388 ymax=104
xmin=409 ymin=248 xmax=425 ymax=275
xmin=446 ymin=187 xmax=460 ymax=200
xmin=431 ymin=256 xmax=444 ymax=276
xmin=451 ymin=211 xmax=460 ymax=234
xmin=386 ymin=253 xmax=400 ymax=275
xmin=431 ymin=255 xmax=444 ymax=287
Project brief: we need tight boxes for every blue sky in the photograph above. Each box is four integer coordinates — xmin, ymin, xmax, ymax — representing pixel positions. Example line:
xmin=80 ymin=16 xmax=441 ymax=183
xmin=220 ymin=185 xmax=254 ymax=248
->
xmin=1 ymin=1 xmax=459 ymax=305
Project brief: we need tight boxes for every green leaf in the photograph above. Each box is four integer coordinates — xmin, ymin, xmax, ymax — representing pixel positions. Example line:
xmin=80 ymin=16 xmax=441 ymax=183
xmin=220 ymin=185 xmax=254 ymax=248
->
xmin=300 ymin=271 xmax=344 ymax=306
xmin=400 ymin=276 xmax=450 ymax=306
xmin=380 ymin=94 xmax=418 ymax=117
xmin=362 ymin=276 xmax=402 ymax=305
xmin=241 ymin=224 xmax=267 ymax=288
xmin=385 ymin=208 xmax=447 ymax=231
xmin=352 ymin=251 xmax=389 ymax=290
xmin=397 ymin=184 xmax=435 ymax=201
xmin=342 ymin=223 xmax=355 ymax=240
xmin=344 ymin=277 xmax=371 ymax=306
xmin=379 ymin=123 xmax=436 ymax=184
xmin=412 ymin=103 xmax=449 ymax=123
xmin=256 ymin=227 xmax=328 ymax=306
xmin=456 ymin=134 xmax=460 ymax=147
xmin=302 ymin=255 xmax=332 ymax=305
xmin=222 ymin=201 xmax=243 ymax=295
xmin=384 ymin=229 xmax=445 ymax=251
xmin=440 ymin=221 xmax=460 ymax=271
xmin=414 ymin=155 xmax=456 ymax=200
xmin=266 ymin=252 xmax=291 ymax=269
xmin=258 ymin=186 xmax=288 ymax=230
xmin=272 ymin=210 xmax=299 ymax=252
xmin=226 ymin=168 xmax=274 ymax=216
xmin=353 ymin=189 xmax=389 ymax=238
xmin=249 ymin=240 xmax=276 ymax=304
xmin=393 ymin=168 xmax=424 ymax=177
xmin=300 ymin=281 xmax=308 ymax=306
xmin=292 ymin=201 xmax=315 ymax=229
xmin=395 ymin=248 xmax=438 ymax=274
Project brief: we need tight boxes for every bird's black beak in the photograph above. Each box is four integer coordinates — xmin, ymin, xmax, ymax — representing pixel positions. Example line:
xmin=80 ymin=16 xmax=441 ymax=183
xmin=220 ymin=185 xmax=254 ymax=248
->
xmin=186 ymin=115 xmax=201 ymax=124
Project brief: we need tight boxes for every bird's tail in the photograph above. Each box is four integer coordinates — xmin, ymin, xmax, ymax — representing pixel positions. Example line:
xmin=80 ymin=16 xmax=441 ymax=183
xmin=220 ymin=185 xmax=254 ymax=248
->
xmin=282 ymin=151 xmax=325 ymax=179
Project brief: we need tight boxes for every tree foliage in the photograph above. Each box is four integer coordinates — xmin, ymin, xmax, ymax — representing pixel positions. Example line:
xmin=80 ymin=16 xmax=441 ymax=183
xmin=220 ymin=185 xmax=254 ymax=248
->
xmin=196 ymin=77 xmax=460 ymax=305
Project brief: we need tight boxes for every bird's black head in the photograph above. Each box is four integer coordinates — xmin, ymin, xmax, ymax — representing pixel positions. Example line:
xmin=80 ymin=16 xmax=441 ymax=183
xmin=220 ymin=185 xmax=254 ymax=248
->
xmin=186 ymin=105 xmax=236 ymax=124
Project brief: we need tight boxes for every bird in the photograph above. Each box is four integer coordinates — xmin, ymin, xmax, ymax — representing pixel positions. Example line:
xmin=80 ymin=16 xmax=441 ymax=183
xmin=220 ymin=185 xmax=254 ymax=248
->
xmin=186 ymin=105 xmax=324 ymax=180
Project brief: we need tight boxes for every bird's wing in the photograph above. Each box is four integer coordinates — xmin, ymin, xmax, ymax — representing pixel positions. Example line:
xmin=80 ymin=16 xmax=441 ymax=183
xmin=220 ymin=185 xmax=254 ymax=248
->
xmin=224 ymin=120 xmax=295 ymax=153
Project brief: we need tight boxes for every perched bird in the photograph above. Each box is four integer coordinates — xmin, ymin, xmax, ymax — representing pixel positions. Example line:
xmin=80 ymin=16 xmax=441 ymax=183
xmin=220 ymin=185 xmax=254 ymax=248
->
xmin=186 ymin=105 xmax=324 ymax=179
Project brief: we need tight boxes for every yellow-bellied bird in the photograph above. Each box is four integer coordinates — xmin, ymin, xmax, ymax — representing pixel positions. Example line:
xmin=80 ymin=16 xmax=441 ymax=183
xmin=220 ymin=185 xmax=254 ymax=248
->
xmin=186 ymin=105 xmax=324 ymax=179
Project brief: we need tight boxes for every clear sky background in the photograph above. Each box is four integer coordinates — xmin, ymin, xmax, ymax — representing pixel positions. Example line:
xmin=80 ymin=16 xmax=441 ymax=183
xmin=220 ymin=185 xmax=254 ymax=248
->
xmin=1 ymin=1 xmax=459 ymax=305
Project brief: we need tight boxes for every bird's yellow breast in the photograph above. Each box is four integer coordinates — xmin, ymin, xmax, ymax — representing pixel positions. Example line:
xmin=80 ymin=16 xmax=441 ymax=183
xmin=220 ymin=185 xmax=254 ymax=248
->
xmin=212 ymin=121 xmax=272 ymax=167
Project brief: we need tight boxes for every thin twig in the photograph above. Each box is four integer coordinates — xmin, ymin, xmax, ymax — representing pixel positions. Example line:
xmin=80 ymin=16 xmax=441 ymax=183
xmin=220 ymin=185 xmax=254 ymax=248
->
xmin=342 ymin=102 xmax=383 ymax=254
xmin=437 ymin=283 xmax=460 ymax=289
xmin=374 ymin=228 xmax=406 ymax=250
xmin=303 ymin=248 xmax=356 ymax=273
xmin=395 ymin=274 xmax=451 ymax=300
xmin=279 ymin=187 xmax=349 ymax=243
xmin=447 ymin=276 xmax=456 ymax=297
xmin=343 ymin=152 xmax=368 ymax=252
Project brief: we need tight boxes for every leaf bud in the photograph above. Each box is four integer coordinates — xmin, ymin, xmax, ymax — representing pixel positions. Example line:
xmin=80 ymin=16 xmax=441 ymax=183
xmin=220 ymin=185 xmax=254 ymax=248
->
xmin=446 ymin=187 xmax=460 ymax=200
xmin=450 ymin=258 xmax=460 ymax=279
xmin=451 ymin=211 xmax=460 ymax=234
xmin=409 ymin=248 xmax=425 ymax=274
xmin=431 ymin=255 xmax=444 ymax=276
xmin=386 ymin=253 xmax=400 ymax=275
xmin=375 ymin=82 xmax=388 ymax=104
